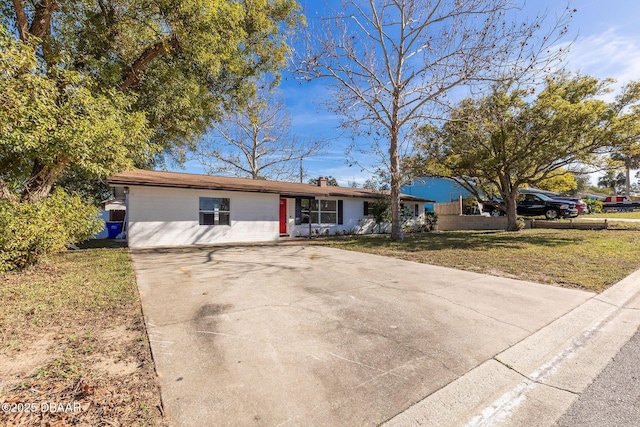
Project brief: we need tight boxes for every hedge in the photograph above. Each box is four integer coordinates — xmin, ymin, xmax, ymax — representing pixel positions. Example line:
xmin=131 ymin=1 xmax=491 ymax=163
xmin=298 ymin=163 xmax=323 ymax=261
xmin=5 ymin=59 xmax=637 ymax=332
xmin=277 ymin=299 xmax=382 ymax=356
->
xmin=0 ymin=190 xmax=104 ymax=272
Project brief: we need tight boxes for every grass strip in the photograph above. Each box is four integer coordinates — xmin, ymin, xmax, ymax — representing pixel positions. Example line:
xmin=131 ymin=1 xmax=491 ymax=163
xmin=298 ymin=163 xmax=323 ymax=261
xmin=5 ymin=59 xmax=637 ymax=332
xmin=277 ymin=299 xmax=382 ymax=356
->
xmin=314 ymin=229 xmax=640 ymax=292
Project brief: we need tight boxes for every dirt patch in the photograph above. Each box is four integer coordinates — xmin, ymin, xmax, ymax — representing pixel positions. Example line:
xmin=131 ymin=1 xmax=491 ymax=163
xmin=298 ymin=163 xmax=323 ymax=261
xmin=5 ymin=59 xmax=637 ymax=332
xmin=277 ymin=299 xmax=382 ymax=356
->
xmin=92 ymin=358 xmax=140 ymax=377
xmin=0 ymin=247 xmax=167 ymax=426
xmin=0 ymin=314 xmax=166 ymax=426
xmin=0 ymin=334 xmax=57 ymax=386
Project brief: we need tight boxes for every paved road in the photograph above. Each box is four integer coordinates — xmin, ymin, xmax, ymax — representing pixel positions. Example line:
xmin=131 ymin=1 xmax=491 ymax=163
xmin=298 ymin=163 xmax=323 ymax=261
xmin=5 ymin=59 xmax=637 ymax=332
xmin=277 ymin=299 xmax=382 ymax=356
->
xmin=556 ymin=328 xmax=640 ymax=427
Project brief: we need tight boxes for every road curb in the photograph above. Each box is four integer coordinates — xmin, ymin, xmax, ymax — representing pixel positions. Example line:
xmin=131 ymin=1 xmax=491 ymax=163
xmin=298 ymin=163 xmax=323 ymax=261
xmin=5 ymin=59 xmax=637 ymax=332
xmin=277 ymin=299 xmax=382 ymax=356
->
xmin=383 ymin=268 xmax=640 ymax=427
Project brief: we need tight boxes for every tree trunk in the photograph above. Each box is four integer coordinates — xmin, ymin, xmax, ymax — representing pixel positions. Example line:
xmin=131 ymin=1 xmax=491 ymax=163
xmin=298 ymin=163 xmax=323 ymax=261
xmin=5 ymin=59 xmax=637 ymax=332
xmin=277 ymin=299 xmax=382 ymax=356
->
xmin=251 ymin=134 xmax=259 ymax=179
xmin=504 ymin=192 xmax=519 ymax=231
xmin=389 ymin=126 xmax=403 ymax=242
xmin=21 ymin=159 xmax=66 ymax=203
xmin=625 ymin=162 xmax=631 ymax=198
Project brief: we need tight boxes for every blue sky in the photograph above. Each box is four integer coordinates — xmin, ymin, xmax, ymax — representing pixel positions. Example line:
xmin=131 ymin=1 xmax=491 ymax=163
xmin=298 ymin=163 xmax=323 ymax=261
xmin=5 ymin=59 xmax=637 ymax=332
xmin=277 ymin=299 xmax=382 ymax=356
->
xmin=179 ymin=0 xmax=640 ymax=186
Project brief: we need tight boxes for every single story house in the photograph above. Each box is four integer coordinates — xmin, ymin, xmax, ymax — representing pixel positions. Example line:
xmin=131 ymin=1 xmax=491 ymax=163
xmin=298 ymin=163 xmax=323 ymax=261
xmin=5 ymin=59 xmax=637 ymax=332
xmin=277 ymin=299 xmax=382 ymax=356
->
xmin=401 ymin=177 xmax=476 ymax=211
xmin=107 ymin=170 xmax=430 ymax=248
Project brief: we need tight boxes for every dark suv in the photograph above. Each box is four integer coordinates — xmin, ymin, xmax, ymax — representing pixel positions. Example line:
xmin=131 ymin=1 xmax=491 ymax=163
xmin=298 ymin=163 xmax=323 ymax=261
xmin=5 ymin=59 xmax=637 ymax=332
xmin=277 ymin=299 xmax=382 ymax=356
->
xmin=482 ymin=193 xmax=578 ymax=219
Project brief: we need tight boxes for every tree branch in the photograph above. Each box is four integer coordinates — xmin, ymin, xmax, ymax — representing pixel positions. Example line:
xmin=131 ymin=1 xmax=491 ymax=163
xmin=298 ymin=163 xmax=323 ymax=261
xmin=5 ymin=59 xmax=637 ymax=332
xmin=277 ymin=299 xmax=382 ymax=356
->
xmin=118 ymin=34 xmax=180 ymax=91
xmin=11 ymin=0 xmax=29 ymax=41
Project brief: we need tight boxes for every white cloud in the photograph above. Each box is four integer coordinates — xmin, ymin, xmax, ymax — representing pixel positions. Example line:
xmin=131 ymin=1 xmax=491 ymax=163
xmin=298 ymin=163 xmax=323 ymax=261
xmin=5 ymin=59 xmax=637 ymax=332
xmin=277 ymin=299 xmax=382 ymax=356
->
xmin=565 ymin=28 xmax=640 ymax=87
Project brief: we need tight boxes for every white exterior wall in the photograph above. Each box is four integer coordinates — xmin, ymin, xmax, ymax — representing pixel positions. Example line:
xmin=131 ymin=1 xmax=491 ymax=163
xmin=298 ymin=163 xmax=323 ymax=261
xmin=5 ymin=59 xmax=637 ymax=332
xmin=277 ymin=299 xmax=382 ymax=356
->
xmin=127 ymin=186 xmax=279 ymax=248
xmin=286 ymin=198 xmax=296 ymax=235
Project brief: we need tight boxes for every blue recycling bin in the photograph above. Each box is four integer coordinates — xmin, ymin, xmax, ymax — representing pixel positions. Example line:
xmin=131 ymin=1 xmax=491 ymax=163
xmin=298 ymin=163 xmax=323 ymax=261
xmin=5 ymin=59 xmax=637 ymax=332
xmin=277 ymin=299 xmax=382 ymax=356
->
xmin=106 ymin=222 xmax=122 ymax=239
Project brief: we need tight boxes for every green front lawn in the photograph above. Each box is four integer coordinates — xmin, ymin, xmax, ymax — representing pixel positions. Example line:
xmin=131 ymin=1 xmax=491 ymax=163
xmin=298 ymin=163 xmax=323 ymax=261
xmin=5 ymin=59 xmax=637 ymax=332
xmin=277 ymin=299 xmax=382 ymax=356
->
xmin=314 ymin=229 xmax=640 ymax=293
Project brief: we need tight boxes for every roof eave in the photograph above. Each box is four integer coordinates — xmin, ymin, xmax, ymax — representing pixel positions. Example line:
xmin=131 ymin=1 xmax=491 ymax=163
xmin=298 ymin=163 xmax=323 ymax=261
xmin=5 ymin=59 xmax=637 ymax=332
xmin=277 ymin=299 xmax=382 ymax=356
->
xmin=107 ymin=176 xmax=433 ymax=202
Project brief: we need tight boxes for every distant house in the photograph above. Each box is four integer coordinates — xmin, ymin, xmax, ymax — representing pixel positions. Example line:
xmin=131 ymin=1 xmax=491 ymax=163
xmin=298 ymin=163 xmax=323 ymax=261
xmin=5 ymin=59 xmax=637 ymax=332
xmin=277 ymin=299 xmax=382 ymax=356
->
xmin=401 ymin=177 xmax=476 ymax=211
xmin=107 ymin=170 xmax=430 ymax=248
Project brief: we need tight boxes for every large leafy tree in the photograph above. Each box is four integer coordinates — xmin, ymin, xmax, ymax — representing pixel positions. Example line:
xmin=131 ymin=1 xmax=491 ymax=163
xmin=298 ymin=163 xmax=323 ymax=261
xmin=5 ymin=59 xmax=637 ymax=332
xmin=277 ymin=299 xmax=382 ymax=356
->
xmin=535 ymin=168 xmax=578 ymax=194
xmin=298 ymin=0 xmax=572 ymax=241
xmin=0 ymin=30 xmax=151 ymax=201
xmin=0 ymin=0 xmax=302 ymax=202
xmin=411 ymin=75 xmax=640 ymax=230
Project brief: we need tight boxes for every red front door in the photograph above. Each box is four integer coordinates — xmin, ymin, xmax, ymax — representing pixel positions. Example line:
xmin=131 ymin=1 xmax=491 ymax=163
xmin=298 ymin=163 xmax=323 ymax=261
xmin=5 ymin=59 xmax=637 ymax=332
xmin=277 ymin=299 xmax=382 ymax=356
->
xmin=279 ymin=198 xmax=287 ymax=234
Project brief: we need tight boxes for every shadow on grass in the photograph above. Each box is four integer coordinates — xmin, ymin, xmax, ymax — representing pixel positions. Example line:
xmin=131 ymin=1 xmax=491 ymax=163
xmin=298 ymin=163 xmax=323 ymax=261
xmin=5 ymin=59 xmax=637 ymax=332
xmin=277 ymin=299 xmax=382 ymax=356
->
xmin=77 ymin=239 xmax=128 ymax=250
xmin=323 ymin=230 xmax=582 ymax=252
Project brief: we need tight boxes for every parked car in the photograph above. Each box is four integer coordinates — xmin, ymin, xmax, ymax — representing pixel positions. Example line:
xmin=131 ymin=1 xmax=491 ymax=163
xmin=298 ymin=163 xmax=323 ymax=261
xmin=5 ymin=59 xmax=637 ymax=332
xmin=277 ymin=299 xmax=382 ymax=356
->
xmin=551 ymin=197 xmax=589 ymax=214
xmin=481 ymin=193 xmax=578 ymax=219
xmin=480 ymin=198 xmax=506 ymax=217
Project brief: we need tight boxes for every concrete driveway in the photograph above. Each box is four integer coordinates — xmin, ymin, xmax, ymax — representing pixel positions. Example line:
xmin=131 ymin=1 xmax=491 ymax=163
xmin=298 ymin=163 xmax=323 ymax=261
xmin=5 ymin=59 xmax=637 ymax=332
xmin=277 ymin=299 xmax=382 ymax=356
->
xmin=131 ymin=244 xmax=594 ymax=426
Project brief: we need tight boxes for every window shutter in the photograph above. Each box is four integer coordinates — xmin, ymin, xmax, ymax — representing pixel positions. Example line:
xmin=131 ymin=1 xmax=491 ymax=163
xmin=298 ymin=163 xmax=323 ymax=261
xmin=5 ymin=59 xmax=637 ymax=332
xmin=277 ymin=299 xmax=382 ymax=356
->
xmin=415 ymin=204 xmax=419 ymax=217
xmin=363 ymin=201 xmax=369 ymax=216
xmin=295 ymin=198 xmax=302 ymax=225
xmin=338 ymin=200 xmax=343 ymax=225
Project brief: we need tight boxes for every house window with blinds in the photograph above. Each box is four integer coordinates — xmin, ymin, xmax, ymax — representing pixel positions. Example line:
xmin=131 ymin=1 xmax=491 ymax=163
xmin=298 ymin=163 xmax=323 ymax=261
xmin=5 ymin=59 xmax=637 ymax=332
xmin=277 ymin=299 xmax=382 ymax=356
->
xmin=199 ymin=197 xmax=230 ymax=225
xmin=296 ymin=199 xmax=343 ymax=225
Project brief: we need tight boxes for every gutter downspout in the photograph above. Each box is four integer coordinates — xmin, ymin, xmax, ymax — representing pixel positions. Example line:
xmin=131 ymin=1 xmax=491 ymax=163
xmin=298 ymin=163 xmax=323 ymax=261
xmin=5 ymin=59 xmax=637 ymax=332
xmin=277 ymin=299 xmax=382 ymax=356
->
xmin=123 ymin=187 xmax=129 ymax=242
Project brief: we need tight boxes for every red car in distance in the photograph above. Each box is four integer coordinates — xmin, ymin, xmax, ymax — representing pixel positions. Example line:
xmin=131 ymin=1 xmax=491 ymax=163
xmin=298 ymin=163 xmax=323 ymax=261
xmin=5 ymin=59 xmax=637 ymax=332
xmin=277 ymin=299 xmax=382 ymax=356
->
xmin=552 ymin=197 xmax=589 ymax=214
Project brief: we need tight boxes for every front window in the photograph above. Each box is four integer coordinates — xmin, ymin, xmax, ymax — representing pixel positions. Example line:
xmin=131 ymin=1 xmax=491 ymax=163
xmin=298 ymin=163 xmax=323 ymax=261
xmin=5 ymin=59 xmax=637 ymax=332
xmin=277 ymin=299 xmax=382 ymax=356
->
xmin=319 ymin=200 xmax=337 ymax=223
xmin=301 ymin=199 xmax=313 ymax=224
xmin=199 ymin=197 xmax=230 ymax=225
xmin=301 ymin=199 xmax=338 ymax=224
xmin=400 ymin=203 xmax=413 ymax=219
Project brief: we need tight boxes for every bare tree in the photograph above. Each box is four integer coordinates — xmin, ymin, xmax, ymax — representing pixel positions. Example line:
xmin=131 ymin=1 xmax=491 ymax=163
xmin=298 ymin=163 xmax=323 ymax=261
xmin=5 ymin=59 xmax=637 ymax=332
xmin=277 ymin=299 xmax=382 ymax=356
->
xmin=194 ymin=93 xmax=323 ymax=181
xmin=298 ymin=0 xmax=573 ymax=241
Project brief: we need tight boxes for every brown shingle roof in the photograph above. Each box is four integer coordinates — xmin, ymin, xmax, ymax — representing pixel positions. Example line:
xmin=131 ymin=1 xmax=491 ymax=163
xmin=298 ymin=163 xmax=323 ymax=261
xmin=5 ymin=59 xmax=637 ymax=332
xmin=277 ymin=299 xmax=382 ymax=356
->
xmin=107 ymin=170 xmax=432 ymax=202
